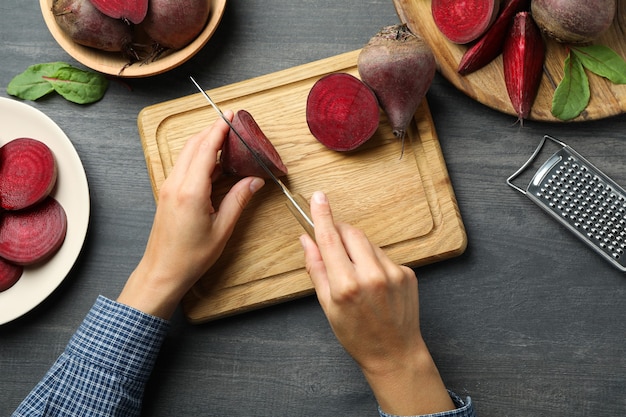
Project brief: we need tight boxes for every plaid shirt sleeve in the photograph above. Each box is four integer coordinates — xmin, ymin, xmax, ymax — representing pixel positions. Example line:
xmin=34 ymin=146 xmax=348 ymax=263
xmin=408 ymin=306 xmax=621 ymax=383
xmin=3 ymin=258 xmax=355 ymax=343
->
xmin=12 ymin=296 xmax=170 ymax=417
xmin=378 ymin=391 xmax=476 ymax=417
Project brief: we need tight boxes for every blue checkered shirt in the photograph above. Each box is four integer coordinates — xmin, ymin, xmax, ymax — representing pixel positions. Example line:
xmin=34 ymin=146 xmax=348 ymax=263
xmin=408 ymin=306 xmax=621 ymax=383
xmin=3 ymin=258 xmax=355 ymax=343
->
xmin=13 ymin=296 xmax=476 ymax=417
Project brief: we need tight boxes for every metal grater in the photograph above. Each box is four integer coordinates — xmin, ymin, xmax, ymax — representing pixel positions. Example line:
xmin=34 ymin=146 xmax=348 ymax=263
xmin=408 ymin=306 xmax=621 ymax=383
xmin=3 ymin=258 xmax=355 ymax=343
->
xmin=507 ymin=135 xmax=626 ymax=272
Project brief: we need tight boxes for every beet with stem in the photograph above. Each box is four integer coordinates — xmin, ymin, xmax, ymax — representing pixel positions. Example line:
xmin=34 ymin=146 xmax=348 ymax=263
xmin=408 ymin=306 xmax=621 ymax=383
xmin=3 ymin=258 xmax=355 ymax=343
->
xmin=503 ymin=12 xmax=545 ymax=122
xmin=306 ymin=73 xmax=380 ymax=152
xmin=52 ymin=0 xmax=133 ymax=53
xmin=141 ymin=0 xmax=211 ymax=50
xmin=0 ymin=256 xmax=23 ymax=292
xmin=221 ymin=110 xmax=288 ymax=179
xmin=0 ymin=197 xmax=67 ymax=266
xmin=358 ymin=24 xmax=435 ymax=142
xmin=458 ymin=0 xmax=531 ymax=75
xmin=88 ymin=0 xmax=148 ymax=24
xmin=432 ymin=0 xmax=501 ymax=44
xmin=0 ymin=138 xmax=57 ymax=211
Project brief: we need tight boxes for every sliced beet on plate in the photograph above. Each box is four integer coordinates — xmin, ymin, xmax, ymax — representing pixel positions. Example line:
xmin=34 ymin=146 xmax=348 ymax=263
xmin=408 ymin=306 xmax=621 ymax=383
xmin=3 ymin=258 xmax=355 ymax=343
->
xmin=0 ymin=197 xmax=68 ymax=266
xmin=0 ymin=257 xmax=23 ymax=292
xmin=0 ymin=137 xmax=57 ymax=211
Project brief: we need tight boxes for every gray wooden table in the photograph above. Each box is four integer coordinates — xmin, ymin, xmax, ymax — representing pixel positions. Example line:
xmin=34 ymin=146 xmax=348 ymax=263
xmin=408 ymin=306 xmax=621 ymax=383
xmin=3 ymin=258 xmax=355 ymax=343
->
xmin=1 ymin=1 xmax=625 ymax=416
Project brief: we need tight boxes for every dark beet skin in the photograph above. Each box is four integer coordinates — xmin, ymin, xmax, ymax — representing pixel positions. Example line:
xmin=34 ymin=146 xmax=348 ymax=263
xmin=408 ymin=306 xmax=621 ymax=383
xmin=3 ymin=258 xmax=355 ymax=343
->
xmin=52 ymin=0 xmax=133 ymax=52
xmin=0 ymin=197 xmax=67 ymax=266
xmin=221 ymin=110 xmax=288 ymax=179
xmin=306 ymin=73 xmax=380 ymax=151
xmin=0 ymin=138 xmax=57 ymax=211
xmin=0 ymin=256 xmax=23 ymax=292
xmin=358 ymin=25 xmax=435 ymax=140
xmin=141 ymin=0 xmax=211 ymax=49
xmin=531 ymin=0 xmax=616 ymax=43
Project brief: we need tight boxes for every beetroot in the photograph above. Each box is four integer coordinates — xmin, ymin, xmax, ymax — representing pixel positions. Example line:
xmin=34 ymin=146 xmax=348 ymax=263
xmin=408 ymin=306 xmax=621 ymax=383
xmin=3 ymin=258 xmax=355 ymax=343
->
xmin=0 ymin=256 xmax=23 ymax=292
xmin=306 ymin=73 xmax=380 ymax=152
xmin=221 ymin=110 xmax=288 ymax=178
xmin=141 ymin=0 xmax=211 ymax=50
xmin=503 ymin=12 xmax=545 ymax=122
xmin=432 ymin=0 xmax=500 ymax=44
xmin=88 ymin=0 xmax=148 ymax=24
xmin=358 ymin=24 xmax=435 ymax=141
xmin=0 ymin=138 xmax=57 ymax=211
xmin=0 ymin=197 xmax=68 ymax=266
xmin=531 ymin=0 xmax=616 ymax=44
xmin=458 ymin=0 xmax=531 ymax=75
xmin=52 ymin=0 xmax=133 ymax=53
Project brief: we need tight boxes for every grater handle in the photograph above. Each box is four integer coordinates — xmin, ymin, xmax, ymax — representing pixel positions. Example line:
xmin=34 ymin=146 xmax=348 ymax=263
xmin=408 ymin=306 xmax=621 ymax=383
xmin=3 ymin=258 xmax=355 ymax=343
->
xmin=507 ymin=135 xmax=566 ymax=194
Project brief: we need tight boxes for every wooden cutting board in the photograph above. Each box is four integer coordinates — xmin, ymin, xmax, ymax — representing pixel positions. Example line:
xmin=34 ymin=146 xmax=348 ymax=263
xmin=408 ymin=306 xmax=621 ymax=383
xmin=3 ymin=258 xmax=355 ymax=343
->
xmin=392 ymin=0 xmax=626 ymax=122
xmin=137 ymin=50 xmax=466 ymax=323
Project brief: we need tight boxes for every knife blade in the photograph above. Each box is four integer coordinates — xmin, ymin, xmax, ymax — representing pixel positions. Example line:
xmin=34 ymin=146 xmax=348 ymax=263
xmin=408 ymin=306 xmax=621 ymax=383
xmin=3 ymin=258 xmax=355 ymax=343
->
xmin=190 ymin=76 xmax=315 ymax=238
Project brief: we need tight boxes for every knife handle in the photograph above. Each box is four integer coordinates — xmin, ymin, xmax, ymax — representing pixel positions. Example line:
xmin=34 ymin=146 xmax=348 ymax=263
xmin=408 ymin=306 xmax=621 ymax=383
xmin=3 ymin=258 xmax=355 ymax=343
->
xmin=286 ymin=193 xmax=315 ymax=240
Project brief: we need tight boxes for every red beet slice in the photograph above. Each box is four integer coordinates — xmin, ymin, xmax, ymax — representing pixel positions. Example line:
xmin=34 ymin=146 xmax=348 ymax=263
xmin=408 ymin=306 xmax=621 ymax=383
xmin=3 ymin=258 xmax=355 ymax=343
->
xmin=0 ymin=197 xmax=68 ymax=266
xmin=0 ymin=138 xmax=57 ymax=211
xmin=89 ymin=0 xmax=149 ymax=24
xmin=0 ymin=257 xmax=23 ymax=292
xmin=458 ymin=0 xmax=531 ymax=75
xmin=432 ymin=0 xmax=500 ymax=44
xmin=306 ymin=73 xmax=380 ymax=152
xmin=220 ymin=110 xmax=288 ymax=179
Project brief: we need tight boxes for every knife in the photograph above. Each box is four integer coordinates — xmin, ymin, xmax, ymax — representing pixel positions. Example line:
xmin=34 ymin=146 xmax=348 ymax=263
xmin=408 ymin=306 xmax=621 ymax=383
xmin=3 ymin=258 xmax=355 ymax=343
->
xmin=190 ymin=76 xmax=315 ymax=239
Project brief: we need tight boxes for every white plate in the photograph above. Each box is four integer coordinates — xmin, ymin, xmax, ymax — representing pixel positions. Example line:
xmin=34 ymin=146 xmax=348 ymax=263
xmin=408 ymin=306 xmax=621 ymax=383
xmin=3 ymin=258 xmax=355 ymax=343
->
xmin=0 ymin=98 xmax=90 ymax=325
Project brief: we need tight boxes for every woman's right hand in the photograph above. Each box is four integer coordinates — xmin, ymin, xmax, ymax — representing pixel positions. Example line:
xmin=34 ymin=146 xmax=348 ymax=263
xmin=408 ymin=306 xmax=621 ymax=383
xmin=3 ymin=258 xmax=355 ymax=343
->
xmin=300 ymin=191 xmax=455 ymax=416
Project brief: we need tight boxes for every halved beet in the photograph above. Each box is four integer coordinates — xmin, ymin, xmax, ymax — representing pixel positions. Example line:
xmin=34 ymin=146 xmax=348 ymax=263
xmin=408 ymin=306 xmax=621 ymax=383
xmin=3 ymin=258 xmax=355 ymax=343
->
xmin=306 ymin=73 xmax=380 ymax=152
xmin=0 ymin=257 xmax=23 ymax=292
xmin=0 ymin=138 xmax=57 ymax=211
xmin=0 ymin=197 xmax=67 ymax=266
xmin=89 ymin=0 xmax=148 ymax=24
xmin=221 ymin=110 xmax=288 ymax=178
xmin=432 ymin=0 xmax=500 ymax=44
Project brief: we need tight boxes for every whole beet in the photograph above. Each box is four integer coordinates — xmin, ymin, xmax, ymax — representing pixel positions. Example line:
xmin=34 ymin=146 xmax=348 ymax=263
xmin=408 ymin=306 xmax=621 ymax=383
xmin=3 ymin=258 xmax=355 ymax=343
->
xmin=531 ymin=0 xmax=616 ymax=43
xmin=52 ymin=0 xmax=133 ymax=52
xmin=141 ymin=0 xmax=211 ymax=50
xmin=358 ymin=24 xmax=436 ymax=140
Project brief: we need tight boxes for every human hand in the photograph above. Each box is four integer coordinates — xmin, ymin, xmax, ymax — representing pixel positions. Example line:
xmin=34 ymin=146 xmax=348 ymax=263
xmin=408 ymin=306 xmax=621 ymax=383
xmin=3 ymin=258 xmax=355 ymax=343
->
xmin=301 ymin=191 xmax=454 ymax=415
xmin=118 ymin=111 xmax=265 ymax=319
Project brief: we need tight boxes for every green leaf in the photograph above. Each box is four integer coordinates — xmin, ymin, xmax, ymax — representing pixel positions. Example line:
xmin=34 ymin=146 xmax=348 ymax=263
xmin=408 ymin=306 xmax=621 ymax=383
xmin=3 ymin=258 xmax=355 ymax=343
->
xmin=571 ymin=45 xmax=626 ymax=84
xmin=552 ymin=52 xmax=590 ymax=121
xmin=45 ymin=67 xmax=108 ymax=104
xmin=6 ymin=62 xmax=72 ymax=101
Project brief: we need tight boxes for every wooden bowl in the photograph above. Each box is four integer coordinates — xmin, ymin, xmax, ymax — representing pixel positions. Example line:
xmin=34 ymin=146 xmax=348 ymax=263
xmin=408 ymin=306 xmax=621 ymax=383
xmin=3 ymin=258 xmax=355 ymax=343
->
xmin=40 ymin=0 xmax=226 ymax=78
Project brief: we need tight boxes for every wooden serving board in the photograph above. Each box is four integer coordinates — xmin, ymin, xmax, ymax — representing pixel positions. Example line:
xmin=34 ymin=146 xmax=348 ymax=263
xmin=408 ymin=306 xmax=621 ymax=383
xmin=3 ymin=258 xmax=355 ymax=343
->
xmin=393 ymin=0 xmax=626 ymax=122
xmin=137 ymin=50 xmax=466 ymax=322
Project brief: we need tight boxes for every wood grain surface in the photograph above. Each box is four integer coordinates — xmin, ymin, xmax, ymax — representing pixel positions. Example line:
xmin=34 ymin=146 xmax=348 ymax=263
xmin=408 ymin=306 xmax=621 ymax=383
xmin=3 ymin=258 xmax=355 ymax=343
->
xmin=393 ymin=0 xmax=626 ymax=121
xmin=138 ymin=50 xmax=467 ymax=322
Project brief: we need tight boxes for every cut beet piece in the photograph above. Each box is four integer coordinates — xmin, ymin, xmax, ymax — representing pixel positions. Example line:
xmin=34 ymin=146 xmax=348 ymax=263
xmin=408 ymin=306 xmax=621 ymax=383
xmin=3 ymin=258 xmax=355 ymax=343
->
xmin=89 ymin=0 xmax=149 ymax=24
xmin=306 ymin=73 xmax=380 ymax=152
xmin=0 ymin=197 xmax=68 ymax=265
xmin=221 ymin=110 xmax=288 ymax=179
xmin=432 ymin=0 xmax=500 ymax=44
xmin=0 ymin=257 xmax=23 ymax=292
xmin=458 ymin=0 xmax=531 ymax=75
xmin=0 ymin=138 xmax=57 ymax=211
